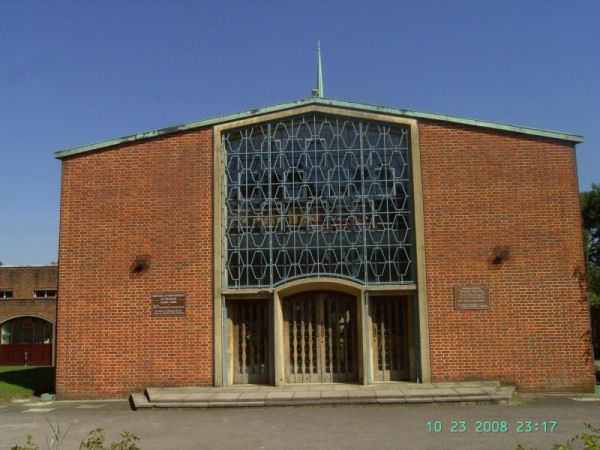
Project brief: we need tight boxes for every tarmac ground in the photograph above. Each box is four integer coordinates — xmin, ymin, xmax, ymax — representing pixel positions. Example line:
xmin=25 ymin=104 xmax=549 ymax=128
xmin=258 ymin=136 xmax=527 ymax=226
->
xmin=1 ymin=394 xmax=600 ymax=449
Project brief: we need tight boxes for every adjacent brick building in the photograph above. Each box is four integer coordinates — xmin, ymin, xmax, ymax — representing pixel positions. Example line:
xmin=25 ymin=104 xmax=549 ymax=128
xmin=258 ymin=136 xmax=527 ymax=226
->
xmin=54 ymin=97 xmax=595 ymax=399
xmin=0 ymin=265 xmax=57 ymax=365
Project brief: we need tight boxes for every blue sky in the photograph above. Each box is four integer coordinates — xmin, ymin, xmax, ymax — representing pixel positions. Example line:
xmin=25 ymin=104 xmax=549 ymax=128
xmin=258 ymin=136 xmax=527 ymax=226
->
xmin=1 ymin=1 xmax=598 ymax=265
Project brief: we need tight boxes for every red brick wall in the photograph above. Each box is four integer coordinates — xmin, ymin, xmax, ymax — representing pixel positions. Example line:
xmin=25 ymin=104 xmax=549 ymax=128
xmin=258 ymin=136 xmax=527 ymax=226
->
xmin=0 ymin=266 xmax=57 ymax=323
xmin=0 ymin=266 xmax=57 ymax=298
xmin=419 ymin=121 xmax=595 ymax=392
xmin=56 ymin=128 xmax=213 ymax=399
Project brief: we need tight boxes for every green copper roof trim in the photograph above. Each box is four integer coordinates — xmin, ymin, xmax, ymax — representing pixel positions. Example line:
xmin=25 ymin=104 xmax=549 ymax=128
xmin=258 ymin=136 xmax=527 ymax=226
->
xmin=54 ymin=97 xmax=583 ymax=159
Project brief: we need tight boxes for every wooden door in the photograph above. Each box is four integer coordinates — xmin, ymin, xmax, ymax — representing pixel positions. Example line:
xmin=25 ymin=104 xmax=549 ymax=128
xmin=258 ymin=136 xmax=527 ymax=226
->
xmin=229 ymin=300 xmax=270 ymax=384
xmin=0 ymin=318 xmax=53 ymax=366
xmin=284 ymin=291 xmax=357 ymax=383
xmin=0 ymin=344 xmax=52 ymax=365
xmin=371 ymin=296 xmax=410 ymax=381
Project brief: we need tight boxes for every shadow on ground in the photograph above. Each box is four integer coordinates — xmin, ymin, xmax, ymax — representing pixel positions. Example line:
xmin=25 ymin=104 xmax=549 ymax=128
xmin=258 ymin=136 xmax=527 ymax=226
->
xmin=0 ymin=367 xmax=55 ymax=396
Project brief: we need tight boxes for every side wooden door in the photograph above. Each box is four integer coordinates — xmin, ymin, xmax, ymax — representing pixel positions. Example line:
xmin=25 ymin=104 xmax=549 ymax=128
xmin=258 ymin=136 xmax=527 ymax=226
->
xmin=370 ymin=296 xmax=410 ymax=381
xmin=229 ymin=300 xmax=270 ymax=384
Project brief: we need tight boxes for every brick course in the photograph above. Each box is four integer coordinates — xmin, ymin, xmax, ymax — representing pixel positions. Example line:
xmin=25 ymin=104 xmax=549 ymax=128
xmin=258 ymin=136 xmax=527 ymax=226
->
xmin=419 ymin=120 xmax=594 ymax=392
xmin=56 ymin=128 xmax=213 ymax=399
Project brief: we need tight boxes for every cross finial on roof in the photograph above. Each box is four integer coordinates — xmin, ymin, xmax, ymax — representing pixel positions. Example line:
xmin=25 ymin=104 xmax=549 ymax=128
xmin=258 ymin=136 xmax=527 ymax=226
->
xmin=312 ymin=41 xmax=324 ymax=97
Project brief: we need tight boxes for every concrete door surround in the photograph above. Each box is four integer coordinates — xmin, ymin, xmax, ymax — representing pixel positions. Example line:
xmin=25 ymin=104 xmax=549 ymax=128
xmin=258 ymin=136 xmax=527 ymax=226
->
xmin=220 ymin=277 xmax=430 ymax=387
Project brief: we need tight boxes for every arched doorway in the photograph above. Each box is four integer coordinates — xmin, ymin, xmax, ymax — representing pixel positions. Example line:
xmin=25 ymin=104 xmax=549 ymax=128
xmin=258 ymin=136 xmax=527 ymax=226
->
xmin=283 ymin=291 xmax=358 ymax=383
xmin=0 ymin=316 xmax=53 ymax=365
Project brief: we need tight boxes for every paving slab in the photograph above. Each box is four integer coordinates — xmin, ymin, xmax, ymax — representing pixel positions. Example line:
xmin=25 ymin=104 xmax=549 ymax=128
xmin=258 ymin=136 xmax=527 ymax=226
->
xmin=292 ymin=391 xmax=322 ymax=400
xmin=238 ymin=391 xmax=268 ymax=401
xmin=265 ymin=391 xmax=295 ymax=400
xmin=281 ymin=384 xmax=310 ymax=390
xmin=331 ymin=385 xmax=356 ymax=391
xmin=369 ymin=383 xmax=407 ymax=390
xmin=400 ymin=388 xmax=438 ymax=398
xmin=348 ymin=390 xmax=378 ymax=398
xmin=153 ymin=402 xmax=211 ymax=408
xmin=453 ymin=387 xmax=491 ymax=395
xmin=320 ymin=390 xmax=350 ymax=399
xmin=225 ymin=386 xmax=270 ymax=392
xmin=414 ymin=388 xmax=457 ymax=396
xmin=499 ymin=386 xmax=517 ymax=395
xmin=212 ymin=393 xmax=241 ymax=401
xmin=374 ymin=390 xmax=404 ymax=398
xmin=148 ymin=392 xmax=216 ymax=402
xmin=130 ymin=393 xmax=151 ymax=409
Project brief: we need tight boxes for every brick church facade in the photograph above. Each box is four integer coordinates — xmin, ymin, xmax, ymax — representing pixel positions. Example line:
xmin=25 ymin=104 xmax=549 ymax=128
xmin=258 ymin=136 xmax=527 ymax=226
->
xmin=54 ymin=97 xmax=595 ymax=399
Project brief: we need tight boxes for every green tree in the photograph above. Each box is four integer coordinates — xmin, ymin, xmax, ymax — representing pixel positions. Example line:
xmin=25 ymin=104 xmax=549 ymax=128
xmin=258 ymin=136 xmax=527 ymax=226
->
xmin=581 ymin=184 xmax=600 ymax=307
xmin=581 ymin=184 xmax=600 ymax=359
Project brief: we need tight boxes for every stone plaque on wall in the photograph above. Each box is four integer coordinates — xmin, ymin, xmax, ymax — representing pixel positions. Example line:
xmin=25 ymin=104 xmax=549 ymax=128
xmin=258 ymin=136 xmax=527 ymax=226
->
xmin=151 ymin=293 xmax=186 ymax=317
xmin=454 ymin=285 xmax=490 ymax=310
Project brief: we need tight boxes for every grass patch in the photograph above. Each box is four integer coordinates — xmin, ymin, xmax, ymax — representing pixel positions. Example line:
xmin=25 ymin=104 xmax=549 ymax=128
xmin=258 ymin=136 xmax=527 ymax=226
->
xmin=0 ymin=366 xmax=55 ymax=401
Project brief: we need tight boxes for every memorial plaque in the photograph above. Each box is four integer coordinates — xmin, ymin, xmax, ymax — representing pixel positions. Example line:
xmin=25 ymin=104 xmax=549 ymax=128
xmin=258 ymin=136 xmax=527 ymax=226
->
xmin=151 ymin=293 xmax=186 ymax=317
xmin=454 ymin=285 xmax=490 ymax=310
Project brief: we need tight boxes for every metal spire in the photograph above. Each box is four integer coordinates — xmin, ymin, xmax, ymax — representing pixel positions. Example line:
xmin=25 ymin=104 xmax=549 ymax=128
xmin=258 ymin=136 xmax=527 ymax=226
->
xmin=316 ymin=41 xmax=324 ymax=97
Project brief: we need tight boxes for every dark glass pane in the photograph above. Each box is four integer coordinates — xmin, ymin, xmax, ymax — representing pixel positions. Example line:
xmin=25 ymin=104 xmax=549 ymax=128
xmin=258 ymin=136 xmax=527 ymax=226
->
xmin=1 ymin=323 xmax=10 ymax=344
xmin=12 ymin=322 xmax=21 ymax=344
xmin=44 ymin=323 xmax=53 ymax=343
xmin=21 ymin=321 xmax=33 ymax=344
xmin=34 ymin=320 xmax=45 ymax=343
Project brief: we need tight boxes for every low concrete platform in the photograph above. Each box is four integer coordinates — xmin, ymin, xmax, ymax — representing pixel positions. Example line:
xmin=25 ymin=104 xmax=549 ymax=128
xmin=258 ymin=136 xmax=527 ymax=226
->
xmin=130 ymin=381 xmax=515 ymax=409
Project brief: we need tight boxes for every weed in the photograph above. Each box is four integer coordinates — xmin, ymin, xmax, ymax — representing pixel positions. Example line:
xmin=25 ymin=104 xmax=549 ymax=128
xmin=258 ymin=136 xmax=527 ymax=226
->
xmin=518 ymin=423 xmax=600 ymax=450
xmin=11 ymin=423 xmax=140 ymax=450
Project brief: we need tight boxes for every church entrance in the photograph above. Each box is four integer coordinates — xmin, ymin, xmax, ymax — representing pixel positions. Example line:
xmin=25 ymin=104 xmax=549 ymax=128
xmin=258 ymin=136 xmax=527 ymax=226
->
xmin=283 ymin=291 xmax=357 ymax=383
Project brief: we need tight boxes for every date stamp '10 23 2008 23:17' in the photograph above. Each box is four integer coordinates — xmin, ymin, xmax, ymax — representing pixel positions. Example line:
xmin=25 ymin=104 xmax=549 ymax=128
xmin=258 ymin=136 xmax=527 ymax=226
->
xmin=427 ymin=421 xmax=558 ymax=433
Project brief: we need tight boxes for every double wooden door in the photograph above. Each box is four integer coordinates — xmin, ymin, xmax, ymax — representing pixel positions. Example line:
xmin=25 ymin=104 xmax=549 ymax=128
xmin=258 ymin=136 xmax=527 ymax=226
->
xmin=283 ymin=291 xmax=357 ymax=383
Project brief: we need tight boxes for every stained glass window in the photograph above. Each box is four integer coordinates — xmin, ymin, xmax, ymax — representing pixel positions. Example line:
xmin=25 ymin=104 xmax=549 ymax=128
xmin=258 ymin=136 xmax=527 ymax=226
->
xmin=222 ymin=113 xmax=414 ymax=288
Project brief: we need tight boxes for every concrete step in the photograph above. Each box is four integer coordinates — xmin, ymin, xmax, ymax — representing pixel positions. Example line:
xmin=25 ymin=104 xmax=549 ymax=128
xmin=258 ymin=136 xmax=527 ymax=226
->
xmin=130 ymin=392 xmax=151 ymax=409
xmin=130 ymin=381 xmax=515 ymax=409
